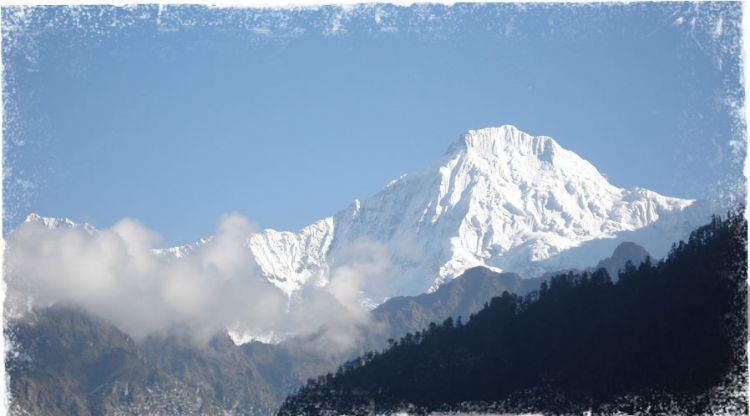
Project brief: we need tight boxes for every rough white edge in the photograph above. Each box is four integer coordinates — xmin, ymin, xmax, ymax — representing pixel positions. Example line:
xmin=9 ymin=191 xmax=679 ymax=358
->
xmin=743 ymin=2 xmax=750 ymax=414
xmin=1 ymin=2 xmax=748 ymax=415
xmin=2 ymin=0 xmax=609 ymax=7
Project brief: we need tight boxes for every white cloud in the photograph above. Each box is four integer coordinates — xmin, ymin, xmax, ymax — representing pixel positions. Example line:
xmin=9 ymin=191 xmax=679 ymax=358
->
xmin=5 ymin=214 xmax=286 ymax=345
xmin=4 ymin=213 xmax=414 ymax=353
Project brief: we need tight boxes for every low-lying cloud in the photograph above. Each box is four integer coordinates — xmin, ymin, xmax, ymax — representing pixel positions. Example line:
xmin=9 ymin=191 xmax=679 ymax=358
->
xmin=4 ymin=213 xmax=419 ymax=352
xmin=5 ymin=214 xmax=289 ymax=344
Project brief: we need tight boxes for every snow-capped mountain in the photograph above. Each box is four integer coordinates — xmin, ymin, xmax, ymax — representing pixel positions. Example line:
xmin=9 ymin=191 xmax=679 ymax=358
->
xmin=24 ymin=213 xmax=98 ymax=235
xmin=316 ymin=125 xmax=697 ymax=296
xmin=23 ymin=125 xmax=706 ymax=301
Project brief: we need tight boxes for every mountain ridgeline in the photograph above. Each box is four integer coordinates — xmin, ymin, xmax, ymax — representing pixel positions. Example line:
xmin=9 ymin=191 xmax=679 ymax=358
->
xmin=279 ymin=209 xmax=748 ymax=415
xmin=371 ymin=268 xmax=541 ymax=341
xmin=24 ymin=125 xmax=702 ymax=306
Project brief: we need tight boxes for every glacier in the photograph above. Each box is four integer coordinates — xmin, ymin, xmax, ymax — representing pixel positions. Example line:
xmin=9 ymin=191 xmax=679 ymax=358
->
xmin=23 ymin=125 xmax=707 ymax=304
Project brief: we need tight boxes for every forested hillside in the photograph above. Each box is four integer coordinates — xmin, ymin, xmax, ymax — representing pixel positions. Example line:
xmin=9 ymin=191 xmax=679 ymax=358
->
xmin=279 ymin=209 xmax=748 ymax=415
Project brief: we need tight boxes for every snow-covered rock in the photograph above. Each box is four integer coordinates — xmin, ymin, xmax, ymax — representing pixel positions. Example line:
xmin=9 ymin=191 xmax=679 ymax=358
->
xmin=23 ymin=213 xmax=97 ymax=235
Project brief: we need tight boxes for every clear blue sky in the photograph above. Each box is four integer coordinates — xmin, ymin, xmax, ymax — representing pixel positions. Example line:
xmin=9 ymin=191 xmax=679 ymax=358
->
xmin=2 ymin=3 xmax=744 ymax=246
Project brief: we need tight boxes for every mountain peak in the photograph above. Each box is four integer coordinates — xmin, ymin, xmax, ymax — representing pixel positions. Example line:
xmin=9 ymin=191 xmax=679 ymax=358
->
xmin=449 ymin=125 xmax=558 ymax=161
xmin=24 ymin=213 xmax=42 ymax=223
xmin=596 ymin=242 xmax=651 ymax=280
xmin=22 ymin=213 xmax=97 ymax=234
xmin=25 ymin=213 xmax=76 ymax=228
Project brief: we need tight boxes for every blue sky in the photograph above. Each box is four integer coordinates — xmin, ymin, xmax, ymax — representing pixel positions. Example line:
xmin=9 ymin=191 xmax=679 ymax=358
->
xmin=2 ymin=3 xmax=744 ymax=246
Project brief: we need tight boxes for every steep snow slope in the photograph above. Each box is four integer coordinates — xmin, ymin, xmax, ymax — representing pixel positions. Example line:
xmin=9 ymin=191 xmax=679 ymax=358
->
xmin=22 ymin=125 xmax=701 ymax=301
xmin=248 ymin=218 xmax=334 ymax=295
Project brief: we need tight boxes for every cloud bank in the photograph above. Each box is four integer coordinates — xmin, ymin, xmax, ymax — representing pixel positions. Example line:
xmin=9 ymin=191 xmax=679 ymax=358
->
xmin=4 ymin=213 xmax=410 ymax=349
xmin=5 ymin=214 xmax=284 ymax=344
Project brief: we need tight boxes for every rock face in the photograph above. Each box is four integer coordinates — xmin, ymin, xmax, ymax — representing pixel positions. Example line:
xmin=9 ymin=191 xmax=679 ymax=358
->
xmin=23 ymin=125 xmax=698 ymax=303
